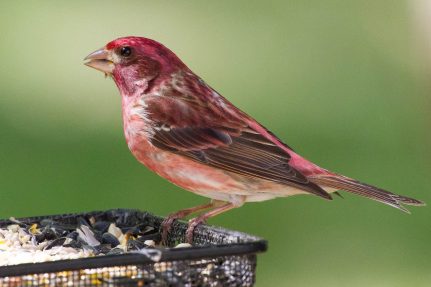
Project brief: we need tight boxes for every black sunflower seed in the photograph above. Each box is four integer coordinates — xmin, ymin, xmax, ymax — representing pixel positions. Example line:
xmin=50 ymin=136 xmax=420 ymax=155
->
xmin=44 ymin=237 xmax=67 ymax=250
xmin=93 ymin=221 xmax=110 ymax=233
xmin=102 ymin=232 xmax=120 ymax=247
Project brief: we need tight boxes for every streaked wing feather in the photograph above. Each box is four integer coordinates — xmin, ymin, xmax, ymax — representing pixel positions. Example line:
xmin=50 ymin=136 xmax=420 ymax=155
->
xmin=310 ymin=175 xmax=425 ymax=212
xmin=151 ymin=126 xmax=332 ymax=199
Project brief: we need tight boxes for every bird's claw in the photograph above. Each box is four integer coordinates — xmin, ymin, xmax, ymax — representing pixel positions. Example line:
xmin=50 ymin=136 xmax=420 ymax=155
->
xmin=185 ymin=217 xmax=206 ymax=244
xmin=161 ymin=215 xmax=180 ymax=246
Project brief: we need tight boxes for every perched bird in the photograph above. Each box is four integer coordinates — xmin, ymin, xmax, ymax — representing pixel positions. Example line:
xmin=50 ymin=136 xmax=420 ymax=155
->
xmin=85 ymin=36 xmax=424 ymax=243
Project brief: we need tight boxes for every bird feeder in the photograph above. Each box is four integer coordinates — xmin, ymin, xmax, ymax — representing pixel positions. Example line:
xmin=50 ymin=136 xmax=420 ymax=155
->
xmin=0 ymin=209 xmax=267 ymax=286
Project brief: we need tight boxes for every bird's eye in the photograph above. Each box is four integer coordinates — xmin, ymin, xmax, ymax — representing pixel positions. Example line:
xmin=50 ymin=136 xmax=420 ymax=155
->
xmin=119 ymin=46 xmax=132 ymax=57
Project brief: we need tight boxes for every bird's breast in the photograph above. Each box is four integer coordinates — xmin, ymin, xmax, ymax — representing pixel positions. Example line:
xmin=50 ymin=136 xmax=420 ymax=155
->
xmin=122 ymin=95 xmax=155 ymax=154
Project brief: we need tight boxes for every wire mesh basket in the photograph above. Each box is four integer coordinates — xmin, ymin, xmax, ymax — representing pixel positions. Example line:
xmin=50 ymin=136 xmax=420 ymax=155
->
xmin=0 ymin=209 xmax=267 ymax=286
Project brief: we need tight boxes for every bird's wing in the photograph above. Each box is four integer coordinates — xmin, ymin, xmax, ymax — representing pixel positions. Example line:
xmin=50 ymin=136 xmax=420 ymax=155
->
xmin=151 ymin=124 xmax=330 ymax=199
xmin=144 ymin=80 xmax=331 ymax=199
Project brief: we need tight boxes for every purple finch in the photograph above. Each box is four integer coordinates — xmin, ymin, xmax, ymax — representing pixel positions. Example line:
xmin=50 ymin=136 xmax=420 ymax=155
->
xmin=85 ymin=37 xmax=424 ymax=243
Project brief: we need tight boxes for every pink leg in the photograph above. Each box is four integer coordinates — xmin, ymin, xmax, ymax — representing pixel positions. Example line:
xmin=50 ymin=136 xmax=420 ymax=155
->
xmin=186 ymin=202 xmax=236 ymax=243
xmin=161 ymin=201 xmax=216 ymax=244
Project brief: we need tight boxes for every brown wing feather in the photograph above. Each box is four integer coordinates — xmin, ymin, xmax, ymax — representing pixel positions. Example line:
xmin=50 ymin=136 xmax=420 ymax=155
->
xmin=310 ymin=175 xmax=425 ymax=212
xmin=151 ymin=125 xmax=331 ymax=199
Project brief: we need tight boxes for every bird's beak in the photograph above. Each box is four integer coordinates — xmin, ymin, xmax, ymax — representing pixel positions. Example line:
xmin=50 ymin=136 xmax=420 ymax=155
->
xmin=84 ymin=48 xmax=114 ymax=75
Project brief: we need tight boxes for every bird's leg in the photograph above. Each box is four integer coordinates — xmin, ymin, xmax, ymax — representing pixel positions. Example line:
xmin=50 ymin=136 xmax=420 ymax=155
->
xmin=161 ymin=201 xmax=216 ymax=245
xmin=186 ymin=201 xmax=236 ymax=244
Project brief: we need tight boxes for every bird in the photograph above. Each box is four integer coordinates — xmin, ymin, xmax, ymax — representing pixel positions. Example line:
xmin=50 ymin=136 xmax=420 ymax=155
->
xmin=84 ymin=36 xmax=425 ymax=243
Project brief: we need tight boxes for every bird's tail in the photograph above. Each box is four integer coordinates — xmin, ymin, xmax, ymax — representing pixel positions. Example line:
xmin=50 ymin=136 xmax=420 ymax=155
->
xmin=310 ymin=175 xmax=425 ymax=213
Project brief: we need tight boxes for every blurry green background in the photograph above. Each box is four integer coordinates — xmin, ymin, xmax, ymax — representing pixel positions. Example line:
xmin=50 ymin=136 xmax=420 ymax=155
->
xmin=0 ymin=1 xmax=430 ymax=286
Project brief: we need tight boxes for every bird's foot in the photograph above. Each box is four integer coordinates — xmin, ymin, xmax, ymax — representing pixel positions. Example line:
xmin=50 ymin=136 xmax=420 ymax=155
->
xmin=160 ymin=202 xmax=216 ymax=246
xmin=185 ymin=216 xmax=207 ymax=244
xmin=161 ymin=212 xmax=187 ymax=246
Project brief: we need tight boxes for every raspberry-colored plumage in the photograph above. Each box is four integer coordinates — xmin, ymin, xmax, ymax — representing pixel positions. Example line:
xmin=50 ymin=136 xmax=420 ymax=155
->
xmin=85 ymin=36 xmax=424 ymax=242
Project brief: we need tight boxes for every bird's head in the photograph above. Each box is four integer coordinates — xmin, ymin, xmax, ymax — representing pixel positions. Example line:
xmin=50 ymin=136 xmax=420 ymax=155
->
xmin=84 ymin=36 xmax=187 ymax=95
